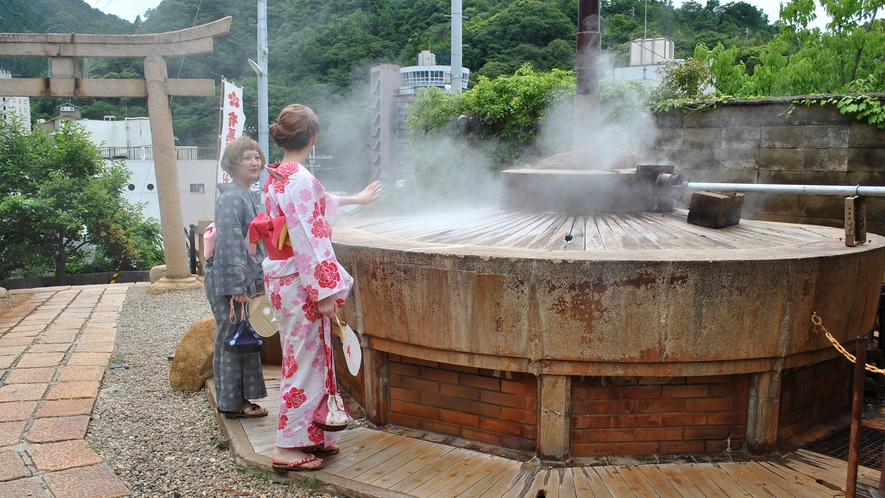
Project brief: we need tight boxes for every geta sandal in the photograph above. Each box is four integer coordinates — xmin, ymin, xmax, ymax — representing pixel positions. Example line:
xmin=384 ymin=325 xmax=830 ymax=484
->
xmin=272 ymin=454 xmax=324 ymax=472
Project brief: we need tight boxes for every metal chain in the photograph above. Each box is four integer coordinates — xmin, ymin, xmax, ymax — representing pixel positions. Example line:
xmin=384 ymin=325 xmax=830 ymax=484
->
xmin=812 ymin=314 xmax=885 ymax=374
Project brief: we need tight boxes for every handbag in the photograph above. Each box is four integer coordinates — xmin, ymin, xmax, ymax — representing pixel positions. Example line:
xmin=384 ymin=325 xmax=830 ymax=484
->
xmin=313 ymin=390 xmax=351 ymax=432
xmin=223 ymin=298 xmax=263 ymax=354
xmin=312 ymin=316 xmax=351 ymax=431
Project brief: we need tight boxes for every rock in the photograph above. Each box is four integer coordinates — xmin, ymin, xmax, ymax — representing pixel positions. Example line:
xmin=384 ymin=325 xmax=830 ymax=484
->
xmin=169 ymin=317 xmax=216 ymax=391
xmin=0 ymin=287 xmax=8 ymax=299
xmin=150 ymin=265 xmax=167 ymax=284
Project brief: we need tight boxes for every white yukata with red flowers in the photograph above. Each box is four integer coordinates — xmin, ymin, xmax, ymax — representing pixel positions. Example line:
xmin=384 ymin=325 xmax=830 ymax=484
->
xmin=262 ymin=161 xmax=352 ymax=450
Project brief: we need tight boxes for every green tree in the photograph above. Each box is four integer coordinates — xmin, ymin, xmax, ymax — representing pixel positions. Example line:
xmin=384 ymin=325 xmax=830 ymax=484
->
xmin=0 ymin=119 xmax=164 ymax=278
xmin=702 ymin=0 xmax=885 ymax=96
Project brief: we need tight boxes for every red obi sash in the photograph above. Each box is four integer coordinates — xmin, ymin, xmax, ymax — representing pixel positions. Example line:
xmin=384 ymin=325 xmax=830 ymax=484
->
xmin=248 ymin=212 xmax=294 ymax=260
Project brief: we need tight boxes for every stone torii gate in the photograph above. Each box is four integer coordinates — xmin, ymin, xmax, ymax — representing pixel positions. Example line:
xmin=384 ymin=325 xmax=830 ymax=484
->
xmin=0 ymin=17 xmax=231 ymax=292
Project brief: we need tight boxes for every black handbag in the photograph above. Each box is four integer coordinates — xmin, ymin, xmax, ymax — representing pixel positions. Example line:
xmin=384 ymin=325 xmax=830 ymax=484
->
xmin=224 ymin=299 xmax=263 ymax=354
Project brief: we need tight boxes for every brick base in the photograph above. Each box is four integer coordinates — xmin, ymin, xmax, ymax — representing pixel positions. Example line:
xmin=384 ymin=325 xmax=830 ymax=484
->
xmin=570 ymin=375 xmax=749 ymax=457
xmin=388 ymin=355 xmax=537 ymax=452
xmin=778 ymin=357 xmax=852 ymax=442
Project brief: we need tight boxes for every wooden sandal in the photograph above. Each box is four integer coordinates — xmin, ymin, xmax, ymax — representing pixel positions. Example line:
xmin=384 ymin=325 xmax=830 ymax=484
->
xmin=272 ymin=454 xmax=324 ymax=471
xmin=221 ymin=403 xmax=268 ymax=419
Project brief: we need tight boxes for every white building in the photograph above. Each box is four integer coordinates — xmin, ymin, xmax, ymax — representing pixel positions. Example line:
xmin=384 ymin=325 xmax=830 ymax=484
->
xmin=397 ymin=50 xmax=470 ymax=95
xmin=45 ymin=114 xmax=218 ymax=229
xmin=0 ymin=68 xmax=31 ymax=129
xmin=614 ymin=38 xmax=675 ymax=88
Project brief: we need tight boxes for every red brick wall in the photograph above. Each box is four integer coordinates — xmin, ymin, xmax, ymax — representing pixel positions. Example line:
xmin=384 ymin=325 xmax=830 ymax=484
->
xmin=333 ymin=336 xmax=365 ymax=407
xmin=388 ymin=355 xmax=538 ymax=452
xmin=778 ymin=357 xmax=852 ymax=441
xmin=571 ymin=375 xmax=749 ymax=456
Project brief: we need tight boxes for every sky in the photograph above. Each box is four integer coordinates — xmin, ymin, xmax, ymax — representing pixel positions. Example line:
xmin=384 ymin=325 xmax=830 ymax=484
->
xmin=93 ymin=0 xmax=162 ymax=23
xmin=94 ymin=0 xmax=828 ymax=30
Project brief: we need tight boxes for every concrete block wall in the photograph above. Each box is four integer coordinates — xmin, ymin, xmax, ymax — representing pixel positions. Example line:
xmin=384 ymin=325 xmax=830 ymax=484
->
xmin=570 ymin=375 xmax=749 ymax=457
xmin=388 ymin=355 xmax=538 ymax=452
xmin=777 ymin=357 xmax=853 ymax=441
xmin=650 ymin=97 xmax=885 ymax=234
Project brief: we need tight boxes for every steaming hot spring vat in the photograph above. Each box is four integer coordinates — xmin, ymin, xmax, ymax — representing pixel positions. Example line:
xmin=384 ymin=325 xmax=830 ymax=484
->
xmin=331 ymin=165 xmax=885 ymax=460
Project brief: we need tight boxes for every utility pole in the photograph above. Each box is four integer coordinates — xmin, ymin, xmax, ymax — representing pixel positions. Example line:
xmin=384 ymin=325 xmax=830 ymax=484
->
xmin=250 ymin=0 xmax=270 ymax=168
xmin=451 ymin=0 xmax=463 ymax=93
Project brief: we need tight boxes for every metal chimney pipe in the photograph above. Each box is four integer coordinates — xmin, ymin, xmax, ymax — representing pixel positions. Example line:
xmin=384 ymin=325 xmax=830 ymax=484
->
xmin=451 ymin=0 xmax=463 ymax=93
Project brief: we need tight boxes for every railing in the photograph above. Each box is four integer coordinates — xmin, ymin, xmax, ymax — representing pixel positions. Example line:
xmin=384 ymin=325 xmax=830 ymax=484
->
xmin=100 ymin=146 xmax=219 ymax=161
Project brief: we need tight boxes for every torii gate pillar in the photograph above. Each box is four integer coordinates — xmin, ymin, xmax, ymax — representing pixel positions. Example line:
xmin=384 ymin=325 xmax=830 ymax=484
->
xmin=0 ymin=18 xmax=232 ymax=292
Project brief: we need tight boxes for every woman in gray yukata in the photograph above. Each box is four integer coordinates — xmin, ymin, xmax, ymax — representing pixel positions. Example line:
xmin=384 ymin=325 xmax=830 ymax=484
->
xmin=204 ymin=136 xmax=269 ymax=419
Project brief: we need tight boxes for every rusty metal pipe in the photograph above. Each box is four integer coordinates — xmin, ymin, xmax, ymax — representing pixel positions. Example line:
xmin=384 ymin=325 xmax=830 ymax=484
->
xmin=846 ymin=335 xmax=868 ymax=498
xmin=575 ymin=0 xmax=601 ymax=97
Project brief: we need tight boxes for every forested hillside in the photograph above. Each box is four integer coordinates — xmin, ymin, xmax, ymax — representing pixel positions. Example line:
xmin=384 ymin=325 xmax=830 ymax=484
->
xmin=0 ymin=0 xmax=777 ymax=187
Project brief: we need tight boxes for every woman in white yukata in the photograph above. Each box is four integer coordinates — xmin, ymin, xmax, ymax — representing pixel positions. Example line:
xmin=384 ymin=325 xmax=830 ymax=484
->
xmin=262 ymin=104 xmax=380 ymax=471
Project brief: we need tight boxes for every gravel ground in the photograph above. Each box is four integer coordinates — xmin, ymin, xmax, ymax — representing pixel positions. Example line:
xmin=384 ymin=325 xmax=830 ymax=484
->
xmin=87 ymin=286 xmax=346 ymax=498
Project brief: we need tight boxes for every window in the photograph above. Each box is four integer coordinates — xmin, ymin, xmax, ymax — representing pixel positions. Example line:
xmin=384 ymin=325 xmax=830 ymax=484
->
xmin=190 ymin=183 xmax=205 ymax=194
xmin=146 ymin=183 xmax=155 ymax=191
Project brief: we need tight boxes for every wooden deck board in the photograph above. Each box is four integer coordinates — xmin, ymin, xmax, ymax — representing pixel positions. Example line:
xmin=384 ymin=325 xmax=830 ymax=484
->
xmin=718 ymin=461 xmax=780 ymax=497
xmin=654 ymin=463 xmax=705 ymax=498
xmin=592 ymin=466 xmax=637 ymax=497
xmin=354 ymin=439 xmax=438 ymax=484
xmin=390 ymin=447 xmax=474 ymax=494
xmin=638 ymin=464 xmax=696 ymax=498
xmin=760 ymin=461 xmax=841 ymax=497
xmin=322 ymin=432 xmax=404 ymax=474
xmin=335 ymin=437 xmax=416 ymax=480
xmin=444 ymin=459 xmax=520 ymax=498
xmin=695 ymin=464 xmax=756 ymax=498
xmin=572 ymin=467 xmax=614 ymax=498
xmin=675 ymin=464 xmax=739 ymax=497
xmin=616 ymin=465 xmax=662 ymax=496
xmin=737 ymin=461 xmax=811 ymax=498
xmin=409 ymin=453 xmax=496 ymax=497
xmin=469 ymin=465 xmax=529 ymax=498
xmin=369 ymin=444 xmax=457 ymax=490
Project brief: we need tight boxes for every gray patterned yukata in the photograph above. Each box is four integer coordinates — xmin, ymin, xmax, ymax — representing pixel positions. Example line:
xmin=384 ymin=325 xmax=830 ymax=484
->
xmin=205 ymin=182 xmax=267 ymax=411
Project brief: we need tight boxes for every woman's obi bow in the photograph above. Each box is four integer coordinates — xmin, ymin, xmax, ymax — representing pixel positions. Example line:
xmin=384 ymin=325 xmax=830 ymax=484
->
xmin=248 ymin=212 xmax=294 ymax=260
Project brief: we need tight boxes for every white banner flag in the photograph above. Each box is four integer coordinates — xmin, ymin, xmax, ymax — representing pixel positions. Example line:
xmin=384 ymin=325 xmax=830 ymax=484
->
xmin=218 ymin=80 xmax=246 ymax=184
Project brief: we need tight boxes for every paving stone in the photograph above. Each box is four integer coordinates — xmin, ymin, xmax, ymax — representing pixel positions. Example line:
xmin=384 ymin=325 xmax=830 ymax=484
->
xmin=34 ymin=399 xmax=95 ymax=419
xmin=65 ymin=353 xmax=111 ymax=367
xmin=45 ymin=381 xmax=100 ymax=400
xmin=27 ymin=343 xmax=72 ymax=353
xmin=42 ymin=464 xmax=130 ymax=498
xmin=0 ymin=355 xmax=14 ymax=369
xmin=74 ymin=342 xmax=115 ymax=353
xmin=16 ymin=353 xmax=64 ymax=369
xmin=37 ymin=331 xmax=78 ymax=344
xmin=25 ymin=415 xmax=89 ymax=443
xmin=78 ymin=332 xmax=116 ymax=343
xmin=0 ymin=476 xmax=50 ymax=496
xmin=0 ymin=337 xmax=34 ymax=347
xmin=0 ymin=449 xmax=30 ymax=481
xmin=0 ymin=401 xmax=37 ymax=422
xmin=4 ymin=367 xmax=55 ymax=384
xmin=58 ymin=366 xmax=104 ymax=382
xmin=0 ymin=345 xmax=28 ymax=356
xmin=0 ymin=420 xmax=26 ymax=446
xmin=27 ymin=440 xmax=102 ymax=472
xmin=57 ymin=367 xmax=104 ymax=383
xmin=0 ymin=383 xmax=48 ymax=402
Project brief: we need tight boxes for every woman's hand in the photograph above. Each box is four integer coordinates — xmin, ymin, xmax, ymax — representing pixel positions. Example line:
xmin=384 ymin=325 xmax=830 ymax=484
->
xmin=352 ymin=181 xmax=382 ymax=205
xmin=317 ymin=295 xmax=339 ymax=319
xmin=231 ymin=292 xmax=249 ymax=304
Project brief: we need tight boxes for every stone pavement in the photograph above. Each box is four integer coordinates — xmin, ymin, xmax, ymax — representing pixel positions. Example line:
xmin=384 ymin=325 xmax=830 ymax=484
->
xmin=0 ymin=284 xmax=135 ymax=498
